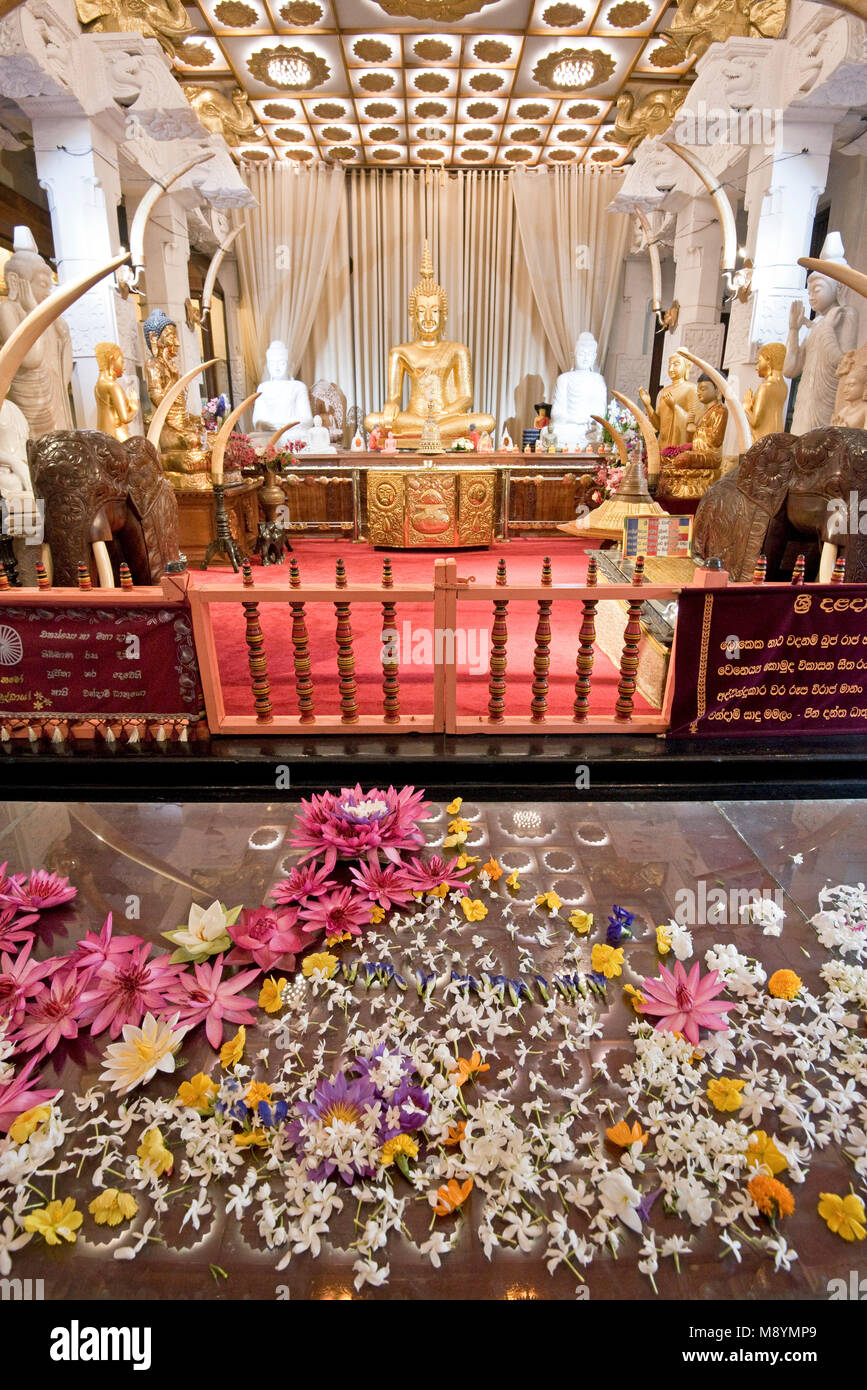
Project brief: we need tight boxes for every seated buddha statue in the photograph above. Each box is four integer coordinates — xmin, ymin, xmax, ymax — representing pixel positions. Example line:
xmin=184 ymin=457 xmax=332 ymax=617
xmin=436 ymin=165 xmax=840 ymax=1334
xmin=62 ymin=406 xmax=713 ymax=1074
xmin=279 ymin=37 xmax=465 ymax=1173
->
xmin=658 ymin=375 xmax=727 ymax=503
xmin=250 ymin=340 xmax=313 ymax=448
xmin=550 ymin=332 xmax=608 ymax=451
xmin=143 ymin=308 xmax=210 ymax=487
xmin=639 ymin=353 xmax=699 ymax=448
xmin=364 ymin=241 xmax=494 ymax=447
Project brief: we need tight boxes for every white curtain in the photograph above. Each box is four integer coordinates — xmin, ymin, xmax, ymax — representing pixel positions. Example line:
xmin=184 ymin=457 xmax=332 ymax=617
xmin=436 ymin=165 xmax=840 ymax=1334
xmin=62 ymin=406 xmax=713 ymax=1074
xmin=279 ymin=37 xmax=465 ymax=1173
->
xmin=512 ymin=166 xmax=630 ymax=376
xmin=233 ymin=164 xmax=345 ymax=389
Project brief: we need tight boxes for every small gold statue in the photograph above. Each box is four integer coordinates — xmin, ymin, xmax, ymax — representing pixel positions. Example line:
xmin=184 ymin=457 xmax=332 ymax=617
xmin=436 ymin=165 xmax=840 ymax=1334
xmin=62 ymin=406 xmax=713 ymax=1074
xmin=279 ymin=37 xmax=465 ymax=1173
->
xmin=639 ymin=353 xmax=699 ymax=448
xmin=142 ymin=308 xmax=211 ymax=488
xmin=659 ymin=375 xmax=727 ymax=502
xmin=94 ymin=341 xmax=138 ymax=442
xmin=688 ymin=376 xmax=728 ymax=465
xmin=364 ymin=240 xmax=494 ymax=447
xmin=743 ymin=341 xmax=788 ymax=441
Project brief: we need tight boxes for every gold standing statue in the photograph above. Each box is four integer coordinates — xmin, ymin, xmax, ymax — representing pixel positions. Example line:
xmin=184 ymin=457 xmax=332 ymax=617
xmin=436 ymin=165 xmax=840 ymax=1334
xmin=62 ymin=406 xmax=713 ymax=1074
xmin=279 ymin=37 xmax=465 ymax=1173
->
xmin=142 ymin=308 xmax=211 ymax=489
xmin=743 ymin=341 xmax=787 ymax=441
xmin=364 ymin=240 xmax=494 ymax=447
xmin=94 ymin=341 xmax=138 ymax=442
xmin=639 ymin=352 xmax=699 ymax=448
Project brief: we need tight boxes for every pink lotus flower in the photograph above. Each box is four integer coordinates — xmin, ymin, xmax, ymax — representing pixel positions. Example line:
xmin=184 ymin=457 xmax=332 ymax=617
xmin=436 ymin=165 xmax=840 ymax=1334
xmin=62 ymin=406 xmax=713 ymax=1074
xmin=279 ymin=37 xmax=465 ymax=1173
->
xmin=0 ymin=906 xmax=39 ymax=953
xmin=0 ymin=940 xmax=61 ymax=1030
xmin=227 ymin=905 xmax=305 ymax=973
xmin=641 ymin=959 xmax=735 ymax=1045
xmin=0 ymin=1055 xmax=59 ymax=1132
xmin=0 ymin=869 xmax=77 ymax=913
xmin=299 ymin=886 xmax=371 ymax=939
xmin=270 ymin=862 xmax=336 ymax=907
xmin=402 ymin=854 xmax=472 ymax=895
xmin=81 ymin=942 xmax=181 ymax=1039
xmin=348 ymin=861 xmax=414 ymax=909
xmin=289 ymin=784 xmax=430 ymax=872
xmin=72 ymin=912 xmax=143 ymax=982
xmin=166 ymin=958 xmax=259 ymax=1050
xmin=12 ymin=968 xmax=88 ymax=1058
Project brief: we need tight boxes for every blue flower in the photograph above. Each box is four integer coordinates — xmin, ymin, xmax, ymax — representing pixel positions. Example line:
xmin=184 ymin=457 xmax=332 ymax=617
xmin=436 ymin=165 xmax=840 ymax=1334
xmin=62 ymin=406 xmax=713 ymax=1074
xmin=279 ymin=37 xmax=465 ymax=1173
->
xmin=606 ymin=905 xmax=635 ymax=944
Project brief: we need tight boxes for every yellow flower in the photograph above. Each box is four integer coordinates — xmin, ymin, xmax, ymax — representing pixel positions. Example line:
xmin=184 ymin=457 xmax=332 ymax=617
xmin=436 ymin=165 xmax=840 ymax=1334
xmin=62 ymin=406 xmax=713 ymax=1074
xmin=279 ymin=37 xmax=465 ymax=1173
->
xmin=176 ymin=1071 xmax=217 ymax=1112
xmin=220 ymin=1026 xmax=246 ymax=1069
xmin=427 ymin=883 xmax=450 ymax=898
xmin=302 ymin=951 xmax=339 ymax=979
xmin=456 ymin=853 xmax=480 ymax=870
xmin=234 ymin=1129 xmax=268 ymax=1148
xmin=22 ymin=1197 xmax=82 ymax=1246
xmin=591 ymin=943 xmax=625 ymax=979
xmin=768 ymin=970 xmax=802 ymax=1000
xmin=381 ymin=1134 xmax=419 ymax=1168
xmin=259 ymin=976 xmax=287 ymax=1014
xmin=325 ymin=930 xmax=352 ymax=946
xmin=655 ymin=924 xmax=672 ymax=955
xmin=137 ymin=1126 xmax=173 ymax=1178
xmin=623 ymin=983 xmax=645 ymax=1013
xmin=482 ymin=857 xmax=502 ymax=881
xmin=461 ymin=897 xmax=488 ymax=922
xmin=568 ymin=910 xmax=593 ymax=935
xmin=746 ymin=1130 xmax=787 ymax=1176
xmin=369 ymin=905 xmax=386 ymax=924
xmin=536 ymin=891 xmax=562 ymax=914
xmin=246 ymin=1080 xmax=272 ymax=1110
xmin=706 ymin=1077 xmax=746 ymax=1112
xmin=9 ymin=1103 xmax=52 ymax=1144
xmin=88 ymin=1189 xmax=138 ymax=1227
xmin=606 ymin=1120 xmax=648 ymax=1149
xmin=448 ymin=817 xmax=472 ymax=836
xmin=505 ymin=870 xmax=520 ymax=891
xmin=446 ymin=797 xmax=463 ymax=815
xmin=818 ymin=1192 xmax=866 ymax=1242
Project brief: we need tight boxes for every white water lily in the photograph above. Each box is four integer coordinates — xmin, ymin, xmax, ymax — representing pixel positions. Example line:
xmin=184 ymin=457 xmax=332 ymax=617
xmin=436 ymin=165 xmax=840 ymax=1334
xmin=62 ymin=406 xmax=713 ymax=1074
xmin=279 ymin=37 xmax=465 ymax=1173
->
xmin=163 ymin=900 xmax=241 ymax=962
xmin=100 ymin=1013 xmax=185 ymax=1095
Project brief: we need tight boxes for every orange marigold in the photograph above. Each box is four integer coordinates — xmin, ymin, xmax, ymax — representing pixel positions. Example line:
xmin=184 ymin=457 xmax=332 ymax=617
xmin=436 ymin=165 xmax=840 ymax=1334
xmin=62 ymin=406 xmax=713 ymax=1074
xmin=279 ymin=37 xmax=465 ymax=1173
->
xmin=768 ymin=969 xmax=802 ymax=1000
xmin=748 ymin=1173 xmax=795 ymax=1219
xmin=442 ymin=1121 xmax=466 ymax=1148
xmin=431 ymin=1177 xmax=473 ymax=1216
xmin=605 ymin=1120 xmax=648 ymax=1149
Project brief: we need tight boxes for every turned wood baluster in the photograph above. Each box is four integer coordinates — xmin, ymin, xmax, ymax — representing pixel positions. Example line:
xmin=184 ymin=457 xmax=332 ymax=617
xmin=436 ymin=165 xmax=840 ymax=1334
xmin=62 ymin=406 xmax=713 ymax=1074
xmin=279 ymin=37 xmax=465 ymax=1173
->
xmin=0 ymin=564 xmax=9 ymax=591
xmin=334 ymin=558 xmax=358 ymax=723
xmin=531 ymin=556 xmax=553 ymax=723
xmin=35 ymin=560 xmax=50 ymax=590
xmin=241 ymin=561 xmax=272 ymax=723
xmin=830 ymin=555 xmax=846 ymax=584
xmin=119 ymin=563 xmax=134 ymax=590
xmin=790 ymin=554 xmax=805 ymax=585
xmin=615 ymin=554 xmax=645 ymax=723
xmin=574 ymin=554 xmax=598 ymax=722
xmin=381 ymin=557 xmax=400 ymax=723
xmin=76 ymin=562 xmax=92 ymax=591
xmin=289 ymin=582 xmax=315 ymax=722
xmin=488 ymin=557 xmax=508 ymax=722
xmin=752 ymin=554 xmax=767 ymax=584
xmin=289 ymin=556 xmax=301 ymax=589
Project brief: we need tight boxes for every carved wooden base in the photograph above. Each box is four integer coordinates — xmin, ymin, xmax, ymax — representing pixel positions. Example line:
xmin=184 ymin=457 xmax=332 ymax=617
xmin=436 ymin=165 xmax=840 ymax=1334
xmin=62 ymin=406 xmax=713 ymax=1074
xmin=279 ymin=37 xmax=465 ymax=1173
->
xmin=367 ymin=468 xmax=496 ymax=547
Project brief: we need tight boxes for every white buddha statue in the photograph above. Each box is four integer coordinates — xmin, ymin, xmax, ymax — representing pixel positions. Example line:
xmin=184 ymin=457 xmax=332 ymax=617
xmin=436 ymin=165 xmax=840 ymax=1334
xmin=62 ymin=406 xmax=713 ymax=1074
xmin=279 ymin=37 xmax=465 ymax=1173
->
xmin=550 ymin=331 xmax=608 ymax=452
xmin=0 ymin=226 xmax=73 ymax=439
xmin=0 ymin=400 xmax=33 ymax=503
xmin=251 ymin=340 xmax=313 ymax=447
xmin=785 ymin=233 xmax=858 ymax=435
xmin=306 ymin=413 xmax=336 ymax=454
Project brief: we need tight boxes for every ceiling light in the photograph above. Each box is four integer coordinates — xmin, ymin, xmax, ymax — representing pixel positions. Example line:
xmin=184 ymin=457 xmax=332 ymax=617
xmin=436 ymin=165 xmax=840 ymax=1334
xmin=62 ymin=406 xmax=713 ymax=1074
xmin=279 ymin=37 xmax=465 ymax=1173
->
xmin=552 ymin=56 xmax=594 ymax=86
xmin=267 ymin=52 xmax=312 ymax=86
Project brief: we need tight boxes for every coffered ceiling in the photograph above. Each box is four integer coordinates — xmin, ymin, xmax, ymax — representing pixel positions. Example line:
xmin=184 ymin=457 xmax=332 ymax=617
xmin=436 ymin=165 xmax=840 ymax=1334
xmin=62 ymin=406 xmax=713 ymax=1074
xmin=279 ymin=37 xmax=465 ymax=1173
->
xmin=175 ymin=0 xmax=695 ymax=168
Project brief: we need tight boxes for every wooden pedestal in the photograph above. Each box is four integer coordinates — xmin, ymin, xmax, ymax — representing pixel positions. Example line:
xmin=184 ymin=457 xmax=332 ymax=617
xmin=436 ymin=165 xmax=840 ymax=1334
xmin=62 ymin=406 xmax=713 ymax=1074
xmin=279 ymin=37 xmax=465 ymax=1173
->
xmin=175 ymin=480 xmax=260 ymax=563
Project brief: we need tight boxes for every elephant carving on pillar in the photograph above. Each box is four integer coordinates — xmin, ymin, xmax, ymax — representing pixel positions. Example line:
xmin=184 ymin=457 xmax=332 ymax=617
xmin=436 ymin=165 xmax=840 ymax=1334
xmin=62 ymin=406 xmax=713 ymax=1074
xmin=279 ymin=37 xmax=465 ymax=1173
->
xmin=28 ymin=430 xmax=181 ymax=587
xmin=693 ymin=426 xmax=867 ymax=583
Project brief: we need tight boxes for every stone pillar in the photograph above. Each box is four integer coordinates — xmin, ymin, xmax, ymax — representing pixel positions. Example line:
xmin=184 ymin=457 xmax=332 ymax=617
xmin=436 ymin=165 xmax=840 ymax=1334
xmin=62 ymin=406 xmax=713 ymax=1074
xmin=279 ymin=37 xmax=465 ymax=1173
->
xmin=140 ymin=192 xmax=203 ymax=413
xmin=665 ymin=196 xmax=725 ymax=368
xmin=215 ymin=254 xmax=249 ymax=409
xmin=31 ymin=116 xmax=127 ymax=430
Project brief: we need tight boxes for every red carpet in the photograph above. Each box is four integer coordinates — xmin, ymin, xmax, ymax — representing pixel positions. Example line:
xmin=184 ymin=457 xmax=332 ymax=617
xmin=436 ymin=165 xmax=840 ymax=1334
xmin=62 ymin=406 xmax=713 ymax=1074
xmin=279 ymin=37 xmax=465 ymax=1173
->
xmin=194 ymin=539 xmax=654 ymax=720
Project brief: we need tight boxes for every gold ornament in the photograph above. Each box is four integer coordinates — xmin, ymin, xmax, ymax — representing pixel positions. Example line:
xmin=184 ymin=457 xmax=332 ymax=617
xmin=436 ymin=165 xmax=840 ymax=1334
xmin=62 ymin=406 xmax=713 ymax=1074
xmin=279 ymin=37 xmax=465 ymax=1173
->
xmin=182 ymin=86 xmax=261 ymax=146
xmin=374 ymin=0 xmax=493 ymax=18
xmin=542 ymin=3 xmax=585 ymax=24
xmin=662 ymin=0 xmax=788 ymax=64
xmin=174 ymin=42 xmax=215 ymax=66
xmin=93 ymin=342 xmax=138 ymax=442
xmin=612 ymin=86 xmax=689 ymax=156
xmin=142 ymin=309 xmax=212 ymax=490
xmin=353 ymin=38 xmax=392 ymax=62
xmin=606 ymin=1 xmax=651 ymax=25
xmin=246 ymin=44 xmax=329 ymax=90
xmin=532 ymin=47 xmax=616 ymax=92
xmin=75 ymin=0 xmax=192 ymax=59
xmin=743 ymin=342 xmax=788 ymax=441
xmin=638 ymin=353 xmax=699 ymax=449
xmin=213 ymin=0 xmax=258 ymax=25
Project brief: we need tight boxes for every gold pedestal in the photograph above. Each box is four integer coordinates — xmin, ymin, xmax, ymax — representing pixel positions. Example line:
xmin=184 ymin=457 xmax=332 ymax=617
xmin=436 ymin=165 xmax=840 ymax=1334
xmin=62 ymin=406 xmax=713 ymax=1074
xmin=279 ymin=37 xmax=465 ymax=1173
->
xmin=367 ymin=467 xmax=496 ymax=547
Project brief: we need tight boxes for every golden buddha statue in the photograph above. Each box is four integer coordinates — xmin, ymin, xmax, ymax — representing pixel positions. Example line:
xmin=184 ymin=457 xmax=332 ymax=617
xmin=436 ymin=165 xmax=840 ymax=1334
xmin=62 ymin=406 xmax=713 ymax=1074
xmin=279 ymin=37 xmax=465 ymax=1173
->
xmin=658 ymin=375 xmax=727 ymax=502
xmin=94 ymin=341 xmax=138 ymax=442
xmin=143 ymin=308 xmax=211 ymax=488
xmin=743 ymin=341 xmax=787 ymax=441
xmin=364 ymin=241 xmax=494 ymax=447
xmin=639 ymin=353 xmax=699 ymax=448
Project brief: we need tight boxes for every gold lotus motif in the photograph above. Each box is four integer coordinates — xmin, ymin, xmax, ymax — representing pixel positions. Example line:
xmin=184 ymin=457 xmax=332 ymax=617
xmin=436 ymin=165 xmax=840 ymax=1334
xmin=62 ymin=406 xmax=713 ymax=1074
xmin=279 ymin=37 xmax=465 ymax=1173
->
xmin=374 ymin=0 xmax=495 ymax=18
xmin=414 ymin=37 xmax=452 ymax=60
xmin=263 ymin=102 xmax=297 ymax=118
xmin=468 ymin=71 xmax=504 ymax=91
xmin=606 ymin=0 xmax=651 ymax=25
xmin=466 ymin=101 xmax=497 ymax=118
xmin=313 ymin=101 xmax=347 ymax=118
xmin=542 ymin=2 xmax=585 ymax=24
xmin=353 ymin=37 xmax=392 ymax=62
xmin=247 ymin=44 xmax=330 ymax=90
xmin=214 ymin=0 xmax=258 ymax=25
xmin=473 ymin=38 xmax=510 ymax=62
xmin=279 ymin=0 xmax=322 ymax=21
xmin=359 ymin=72 xmax=395 ymax=91
xmin=533 ymin=47 xmax=616 ymax=92
xmin=175 ymin=41 xmax=215 ymax=66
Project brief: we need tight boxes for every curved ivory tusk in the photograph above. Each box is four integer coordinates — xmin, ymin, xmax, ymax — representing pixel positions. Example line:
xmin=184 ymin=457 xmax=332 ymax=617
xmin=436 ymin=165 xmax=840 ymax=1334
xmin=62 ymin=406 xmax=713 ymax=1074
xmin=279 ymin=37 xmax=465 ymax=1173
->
xmin=128 ymin=151 xmax=213 ymax=279
xmin=591 ymin=413 xmax=627 ymax=466
xmin=0 ymin=251 xmax=130 ymax=411
xmin=797 ymin=257 xmax=867 ymax=301
xmin=663 ymin=142 xmax=737 ymax=274
xmin=677 ymin=347 xmax=752 ymax=455
xmin=92 ymin=541 xmax=115 ymax=589
xmin=211 ymin=392 xmax=260 ymax=481
xmin=818 ymin=541 xmax=838 ymax=584
xmin=146 ymin=357 xmax=219 ymax=450
xmin=267 ymin=420 xmax=301 ymax=449
xmin=611 ymin=389 xmax=661 ymax=481
xmin=634 ymin=209 xmax=663 ymax=313
xmin=201 ymin=225 xmax=245 ymax=320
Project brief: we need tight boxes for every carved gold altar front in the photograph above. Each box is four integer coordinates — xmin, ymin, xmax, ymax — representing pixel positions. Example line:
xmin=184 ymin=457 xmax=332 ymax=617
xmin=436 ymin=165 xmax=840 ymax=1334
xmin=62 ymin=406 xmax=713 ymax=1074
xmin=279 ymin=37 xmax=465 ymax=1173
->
xmin=367 ymin=468 xmax=496 ymax=548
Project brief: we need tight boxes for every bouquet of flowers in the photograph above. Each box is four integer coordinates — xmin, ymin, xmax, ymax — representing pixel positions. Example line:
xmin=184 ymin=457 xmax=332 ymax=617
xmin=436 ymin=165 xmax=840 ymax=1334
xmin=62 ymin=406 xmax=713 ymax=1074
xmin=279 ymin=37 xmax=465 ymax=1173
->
xmin=202 ymin=394 xmax=230 ymax=432
xmin=589 ymin=462 xmax=626 ymax=507
xmin=224 ymin=430 xmax=258 ymax=472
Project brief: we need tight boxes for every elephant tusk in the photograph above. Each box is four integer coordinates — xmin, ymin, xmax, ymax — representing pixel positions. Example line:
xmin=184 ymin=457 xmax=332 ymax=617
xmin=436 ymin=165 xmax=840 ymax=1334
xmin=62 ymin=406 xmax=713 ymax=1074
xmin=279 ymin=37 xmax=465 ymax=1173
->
xmin=591 ymin=413 xmax=628 ymax=466
xmin=634 ymin=208 xmax=664 ymax=314
xmin=126 ymin=151 xmax=213 ymax=288
xmin=0 ymin=251 xmax=130 ymax=412
xmin=676 ymin=347 xmax=752 ymax=455
xmin=612 ymin=389 xmax=661 ymax=482
xmin=267 ymin=421 xmax=301 ymax=449
xmin=797 ymin=257 xmax=867 ymax=301
xmin=211 ymin=392 xmax=260 ymax=482
xmin=146 ymin=357 xmax=219 ymax=450
xmin=818 ymin=541 xmax=838 ymax=584
xmin=92 ymin=541 xmax=114 ymax=589
xmin=663 ymin=142 xmax=738 ymax=275
xmin=201 ymin=224 xmax=245 ymax=322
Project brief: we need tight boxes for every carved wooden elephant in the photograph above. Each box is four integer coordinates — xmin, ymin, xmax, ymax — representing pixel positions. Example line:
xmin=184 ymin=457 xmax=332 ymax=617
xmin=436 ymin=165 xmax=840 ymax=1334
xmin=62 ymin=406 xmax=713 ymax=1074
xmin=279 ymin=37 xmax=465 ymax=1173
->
xmin=28 ymin=430 xmax=181 ymax=587
xmin=693 ymin=426 xmax=867 ymax=582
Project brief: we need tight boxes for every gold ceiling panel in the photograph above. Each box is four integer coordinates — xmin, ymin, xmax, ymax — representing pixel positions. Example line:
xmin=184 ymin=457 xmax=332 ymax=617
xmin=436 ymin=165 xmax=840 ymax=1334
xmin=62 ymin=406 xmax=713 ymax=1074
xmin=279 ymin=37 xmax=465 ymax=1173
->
xmin=174 ymin=0 xmax=702 ymax=167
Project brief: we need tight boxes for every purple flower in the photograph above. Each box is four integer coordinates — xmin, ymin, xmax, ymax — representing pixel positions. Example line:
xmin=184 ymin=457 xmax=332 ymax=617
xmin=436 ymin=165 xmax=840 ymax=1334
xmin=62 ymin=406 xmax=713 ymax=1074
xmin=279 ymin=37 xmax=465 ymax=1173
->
xmin=290 ymin=1069 xmax=382 ymax=1184
xmin=607 ymin=905 xmax=635 ymax=945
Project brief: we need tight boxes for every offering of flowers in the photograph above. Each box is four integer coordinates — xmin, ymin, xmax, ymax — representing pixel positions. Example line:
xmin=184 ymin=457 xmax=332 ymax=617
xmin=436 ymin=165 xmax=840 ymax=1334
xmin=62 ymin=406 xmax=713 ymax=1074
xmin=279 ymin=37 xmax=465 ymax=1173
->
xmin=202 ymin=394 xmax=230 ymax=432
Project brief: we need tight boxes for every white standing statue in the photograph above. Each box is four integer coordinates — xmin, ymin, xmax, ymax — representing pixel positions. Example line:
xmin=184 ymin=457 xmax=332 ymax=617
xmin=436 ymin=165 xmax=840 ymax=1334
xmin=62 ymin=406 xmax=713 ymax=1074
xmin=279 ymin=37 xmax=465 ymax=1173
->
xmin=306 ymin=413 xmax=336 ymax=454
xmin=0 ymin=226 xmax=73 ymax=439
xmin=0 ymin=399 xmax=33 ymax=502
xmin=784 ymin=233 xmax=858 ymax=435
xmin=251 ymin=340 xmax=313 ymax=446
xmin=550 ymin=331 xmax=608 ymax=452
